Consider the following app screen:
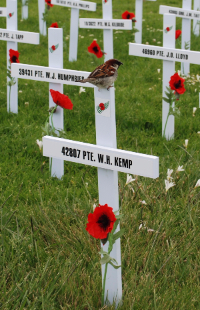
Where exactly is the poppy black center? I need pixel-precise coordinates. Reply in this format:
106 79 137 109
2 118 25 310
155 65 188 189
12 56 17 63
127 14 130 19
174 80 181 89
97 213 110 231
93 46 99 53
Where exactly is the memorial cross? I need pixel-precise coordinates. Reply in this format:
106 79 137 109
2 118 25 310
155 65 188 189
11 27 94 179
79 0 132 62
51 0 96 62
42 107 159 307
11 28 159 307
22 0 28 20
129 26 200 140
159 2 200 76
0 0 39 113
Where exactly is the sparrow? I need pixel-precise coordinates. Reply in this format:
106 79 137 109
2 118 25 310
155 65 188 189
77 59 123 90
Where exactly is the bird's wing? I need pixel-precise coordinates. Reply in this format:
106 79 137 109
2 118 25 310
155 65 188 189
88 63 116 79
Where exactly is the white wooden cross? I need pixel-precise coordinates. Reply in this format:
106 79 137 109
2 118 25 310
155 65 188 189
11 26 159 306
42 104 159 307
159 2 200 76
79 0 132 62
11 27 94 178
0 0 39 113
22 0 28 20
129 39 200 140
51 0 96 62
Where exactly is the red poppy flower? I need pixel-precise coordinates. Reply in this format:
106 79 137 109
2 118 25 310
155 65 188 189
169 73 186 95
9 49 20 63
122 11 135 20
99 103 105 111
86 204 116 239
45 0 53 7
175 29 182 39
50 89 73 110
50 22 58 28
52 45 56 51
9 13 12 17
88 40 104 58
166 27 170 32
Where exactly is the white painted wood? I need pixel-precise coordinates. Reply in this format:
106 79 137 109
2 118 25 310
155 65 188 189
51 0 96 11
162 14 176 140
69 8 79 62
102 0 113 62
129 43 200 65
22 0 28 20
48 28 64 179
135 0 143 44
11 63 94 88
193 0 200 35
79 18 132 30
159 5 200 19
0 29 40 44
38 0 46 36
0 7 7 16
52 0 96 62
43 136 159 177
7 0 18 113
181 0 192 76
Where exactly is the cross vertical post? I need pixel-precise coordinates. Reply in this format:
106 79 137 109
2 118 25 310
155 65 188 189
135 0 143 44
69 8 79 61
162 14 176 140
193 0 200 35
38 0 46 36
95 87 122 306
22 0 28 20
102 0 113 61
96 1 122 305
181 0 192 75
48 27 64 179
7 0 18 113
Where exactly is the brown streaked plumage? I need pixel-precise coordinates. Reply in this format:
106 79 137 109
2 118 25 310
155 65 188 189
76 59 123 90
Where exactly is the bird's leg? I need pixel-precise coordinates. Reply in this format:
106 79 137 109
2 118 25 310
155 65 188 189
107 86 113 91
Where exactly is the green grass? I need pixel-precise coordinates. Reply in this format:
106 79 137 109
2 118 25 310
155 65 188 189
1 0 200 309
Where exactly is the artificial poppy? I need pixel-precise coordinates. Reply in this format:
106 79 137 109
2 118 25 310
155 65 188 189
9 13 12 17
175 29 182 39
88 40 104 58
45 0 53 8
166 27 170 32
9 49 20 63
122 10 135 20
50 89 73 110
169 73 186 95
51 45 56 51
50 22 59 28
99 103 105 111
86 204 116 240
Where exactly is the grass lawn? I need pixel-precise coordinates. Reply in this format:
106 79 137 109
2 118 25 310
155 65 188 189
1 0 200 309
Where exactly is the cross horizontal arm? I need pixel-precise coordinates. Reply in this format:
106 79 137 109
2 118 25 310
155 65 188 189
159 5 200 20
0 29 39 44
51 0 96 11
79 18 132 30
11 63 95 88
129 43 200 65
43 136 159 179
0 7 7 17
